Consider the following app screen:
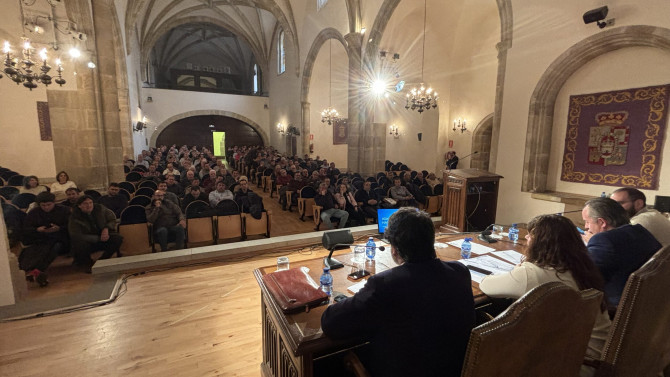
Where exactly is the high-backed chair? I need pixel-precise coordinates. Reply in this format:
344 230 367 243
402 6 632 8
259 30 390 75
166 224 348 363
129 195 151 207
0 186 20 201
7 174 25 186
461 282 603 377
215 199 243 242
297 186 317 221
420 184 441 214
184 200 215 247
135 187 155 198
138 180 158 190
118 181 136 194
11 193 36 211
243 210 272 238
118 188 132 201
125 171 142 183
117 205 152 256
584 244 670 377
83 189 102 202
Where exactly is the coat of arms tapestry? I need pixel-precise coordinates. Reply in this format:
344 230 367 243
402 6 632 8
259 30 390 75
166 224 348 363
560 84 670 189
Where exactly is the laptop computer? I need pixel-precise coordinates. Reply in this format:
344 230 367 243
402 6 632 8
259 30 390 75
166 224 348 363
377 208 399 242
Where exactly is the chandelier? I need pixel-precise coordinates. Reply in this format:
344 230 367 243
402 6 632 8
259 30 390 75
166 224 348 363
321 39 341 125
405 0 438 113
2 39 66 90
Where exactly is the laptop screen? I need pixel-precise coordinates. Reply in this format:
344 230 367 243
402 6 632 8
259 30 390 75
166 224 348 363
377 208 399 235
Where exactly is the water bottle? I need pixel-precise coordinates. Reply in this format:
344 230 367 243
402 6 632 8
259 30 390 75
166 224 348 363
320 267 333 296
365 237 376 261
508 223 519 243
461 237 472 259
601 191 607 198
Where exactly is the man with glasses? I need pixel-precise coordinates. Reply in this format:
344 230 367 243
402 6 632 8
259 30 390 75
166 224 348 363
610 187 670 246
145 189 186 252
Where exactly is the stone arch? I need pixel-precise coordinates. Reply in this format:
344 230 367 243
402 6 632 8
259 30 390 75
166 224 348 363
471 113 494 171
300 29 349 104
150 110 269 147
522 25 670 192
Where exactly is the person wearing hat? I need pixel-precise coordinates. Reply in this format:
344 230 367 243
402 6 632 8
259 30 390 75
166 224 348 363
69 195 123 273
20 192 71 286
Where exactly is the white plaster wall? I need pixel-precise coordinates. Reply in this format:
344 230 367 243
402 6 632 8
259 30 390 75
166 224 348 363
142 89 270 146
495 0 670 225
549 46 670 202
0 208 16 306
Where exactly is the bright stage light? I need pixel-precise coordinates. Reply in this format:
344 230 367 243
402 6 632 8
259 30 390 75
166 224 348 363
371 79 387 95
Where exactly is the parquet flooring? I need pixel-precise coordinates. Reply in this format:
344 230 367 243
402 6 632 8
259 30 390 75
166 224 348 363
0 183 361 377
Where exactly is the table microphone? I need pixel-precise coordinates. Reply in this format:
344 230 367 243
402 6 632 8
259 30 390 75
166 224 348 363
324 244 385 270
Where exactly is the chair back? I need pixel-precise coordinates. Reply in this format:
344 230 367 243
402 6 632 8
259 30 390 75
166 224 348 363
185 200 211 219
433 183 444 195
215 199 240 216
124 165 130 174
125 172 143 182
0 171 18 181
118 222 152 255
118 188 132 201
135 187 155 198
138 180 158 190
132 165 147 172
11 193 36 209
84 190 102 202
299 186 317 199
410 171 418 180
119 205 148 225
461 282 603 377
369 182 378 190
373 187 386 199
7 175 25 186
119 181 136 194
419 184 433 197
653 195 670 213
597 245 670 377
0 186 20 201
352 180 364 191
216 200 243 241
129 195 152 207
243 211 271 238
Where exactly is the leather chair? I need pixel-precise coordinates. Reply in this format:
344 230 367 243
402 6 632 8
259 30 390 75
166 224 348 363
584 244 670 377
461 282 603 377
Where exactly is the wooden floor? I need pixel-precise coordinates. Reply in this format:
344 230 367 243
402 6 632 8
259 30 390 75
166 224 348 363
0 184 354 377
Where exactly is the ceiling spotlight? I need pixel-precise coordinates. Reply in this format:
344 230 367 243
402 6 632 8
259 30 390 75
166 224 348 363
360 27 366 34
87 61 96 69
69 47 81 58
372 80 387 95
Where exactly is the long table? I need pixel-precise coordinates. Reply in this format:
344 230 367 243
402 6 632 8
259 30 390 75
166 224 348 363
253 233 527 377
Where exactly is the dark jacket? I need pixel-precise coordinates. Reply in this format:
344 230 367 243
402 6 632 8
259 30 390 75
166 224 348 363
181 192 208 212
22 204 71 245
321 259 475 377
69 204 117 243
145 199 185 229
314 191 336 211
355 189 379 208
587 224 661 308
98 194 128 218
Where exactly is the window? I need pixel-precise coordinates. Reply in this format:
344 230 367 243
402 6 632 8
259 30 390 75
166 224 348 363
253 64 259 94
317 0 328 11
277 30 285 74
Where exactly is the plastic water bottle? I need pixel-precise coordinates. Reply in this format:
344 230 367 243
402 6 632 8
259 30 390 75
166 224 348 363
320 267 333 296
461 237 472 259
365 237 376 261
601 191 607 198
508 223 519 243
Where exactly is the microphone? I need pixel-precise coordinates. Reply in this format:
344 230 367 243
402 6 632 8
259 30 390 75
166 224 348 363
324 244 386 270
459 151 479 160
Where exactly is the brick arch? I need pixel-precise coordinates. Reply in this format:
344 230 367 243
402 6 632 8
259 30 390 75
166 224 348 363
149 110 269 147
522 25 670 192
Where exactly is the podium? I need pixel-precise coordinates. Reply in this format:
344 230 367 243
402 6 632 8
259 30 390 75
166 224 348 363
440 169 503 232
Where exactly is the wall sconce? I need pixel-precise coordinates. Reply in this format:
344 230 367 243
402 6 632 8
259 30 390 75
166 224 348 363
453 118 467 133
389 124 399 139
277 123 285 135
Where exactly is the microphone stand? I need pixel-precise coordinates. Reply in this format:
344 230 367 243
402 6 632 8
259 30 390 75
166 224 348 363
324 243 351 270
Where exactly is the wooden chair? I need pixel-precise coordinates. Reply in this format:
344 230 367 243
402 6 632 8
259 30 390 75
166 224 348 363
461 282 603 377
419 184 441 214
243 210 272 238
297 186 317 221
117 205 152 256
184 200 215 247
215 199 243 242
312 205 341 231
262 169 273 192
584 244 670 377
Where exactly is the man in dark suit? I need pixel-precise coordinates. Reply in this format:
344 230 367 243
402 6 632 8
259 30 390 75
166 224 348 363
321 208 475 377
582 197 661 309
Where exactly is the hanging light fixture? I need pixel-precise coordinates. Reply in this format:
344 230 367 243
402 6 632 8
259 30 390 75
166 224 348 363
2 0 68 90
405 0 438 113
321 39 341 125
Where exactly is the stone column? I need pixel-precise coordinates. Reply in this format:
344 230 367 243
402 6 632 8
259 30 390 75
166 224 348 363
301 101 310 156
344 32 367 175
489 40 510 173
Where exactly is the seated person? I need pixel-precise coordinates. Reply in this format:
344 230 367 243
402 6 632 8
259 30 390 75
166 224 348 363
283 173 307 210
389 177 417 207
610 187 670 246
355 181 380 222
145 190 186 252
425 172 440 188
201 170 219 193
180 169 197 189
162 163 178 177
314 183 348 229
142 163 161 178
156 181 179 205
20 175 47 195
335 183 365 226
209 181 234 208
480 215 611 376
234 178 264 217
20 192 71 286
321 208 475 377
412 171 427 186
63 187 82 208
164 174 184 197
181 185 208 212
581 197 662 310
69 195 123 273
98 182 128 218
50 171 77 201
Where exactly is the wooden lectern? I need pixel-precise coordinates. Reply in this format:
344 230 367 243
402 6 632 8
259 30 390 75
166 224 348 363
440 169 503 233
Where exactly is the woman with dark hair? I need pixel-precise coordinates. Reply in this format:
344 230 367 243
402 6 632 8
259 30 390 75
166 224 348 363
479 215 610 377
50 171 77 201
335 183 366 226
20 175 47 195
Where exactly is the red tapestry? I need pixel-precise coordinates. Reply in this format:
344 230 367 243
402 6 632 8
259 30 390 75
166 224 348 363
333 118 348 145
37 101 52 141
561 84 670 189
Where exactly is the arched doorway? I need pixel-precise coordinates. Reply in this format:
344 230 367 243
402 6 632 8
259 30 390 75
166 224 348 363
155 115 264 157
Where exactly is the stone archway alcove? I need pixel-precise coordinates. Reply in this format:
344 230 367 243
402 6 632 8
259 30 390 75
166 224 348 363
522 25 670 193
472 113 494 170
150 110 269 148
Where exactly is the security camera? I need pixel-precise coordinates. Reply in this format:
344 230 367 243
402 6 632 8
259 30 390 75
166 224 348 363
583 6 609 28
